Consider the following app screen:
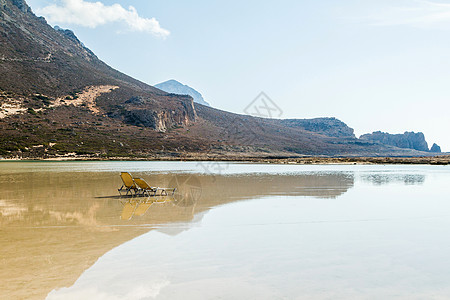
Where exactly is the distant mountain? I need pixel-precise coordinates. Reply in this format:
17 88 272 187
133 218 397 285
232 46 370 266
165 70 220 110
360 131 441 152
155 80 210 107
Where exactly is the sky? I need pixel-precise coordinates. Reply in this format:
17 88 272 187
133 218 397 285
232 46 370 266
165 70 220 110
26 0 450 151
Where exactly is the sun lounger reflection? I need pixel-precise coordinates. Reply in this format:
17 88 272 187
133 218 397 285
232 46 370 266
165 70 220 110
120 198 173 220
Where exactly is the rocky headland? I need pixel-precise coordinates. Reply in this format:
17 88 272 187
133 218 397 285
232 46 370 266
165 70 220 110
360 131 441 153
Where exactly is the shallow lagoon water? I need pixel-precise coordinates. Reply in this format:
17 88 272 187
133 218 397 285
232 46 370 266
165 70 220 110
1 162 450 299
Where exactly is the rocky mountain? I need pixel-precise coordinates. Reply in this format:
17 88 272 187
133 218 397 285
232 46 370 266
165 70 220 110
360 131 438 152
0 0 440 159
155 80 210 107
0 0 197 134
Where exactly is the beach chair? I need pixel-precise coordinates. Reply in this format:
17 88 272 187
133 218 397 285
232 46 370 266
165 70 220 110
118 172 140 196
133 177 176 197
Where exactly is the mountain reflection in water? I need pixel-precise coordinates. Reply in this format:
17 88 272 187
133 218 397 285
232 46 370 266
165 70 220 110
0 167 353 300
360 173 426 185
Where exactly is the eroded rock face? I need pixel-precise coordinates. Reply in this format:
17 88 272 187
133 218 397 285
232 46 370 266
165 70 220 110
279 118 356 138
430 143 442 153
117 94 197 132
360 131 429 152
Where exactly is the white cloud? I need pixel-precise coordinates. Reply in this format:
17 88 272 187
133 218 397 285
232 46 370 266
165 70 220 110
37 0 170 38
369 0 450 29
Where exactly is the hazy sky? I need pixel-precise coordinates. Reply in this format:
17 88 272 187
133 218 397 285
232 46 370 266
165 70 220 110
26 0 450 151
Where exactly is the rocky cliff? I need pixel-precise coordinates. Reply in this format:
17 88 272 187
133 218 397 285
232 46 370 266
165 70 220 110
360 131 430 152
108 93 197 132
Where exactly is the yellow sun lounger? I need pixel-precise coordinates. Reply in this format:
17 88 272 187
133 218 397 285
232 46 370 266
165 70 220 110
118 172 140 196
133 178 176 197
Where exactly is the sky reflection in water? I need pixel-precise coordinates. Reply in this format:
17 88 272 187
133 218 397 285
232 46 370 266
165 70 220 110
0 162 449 299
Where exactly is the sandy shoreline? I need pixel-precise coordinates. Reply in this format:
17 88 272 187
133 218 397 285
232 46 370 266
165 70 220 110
1 155 449 165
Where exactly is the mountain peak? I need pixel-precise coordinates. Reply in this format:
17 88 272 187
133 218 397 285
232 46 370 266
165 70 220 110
155 80 210 107
165 79 180 84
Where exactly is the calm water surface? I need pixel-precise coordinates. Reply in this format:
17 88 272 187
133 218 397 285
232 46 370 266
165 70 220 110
1 162 450 299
